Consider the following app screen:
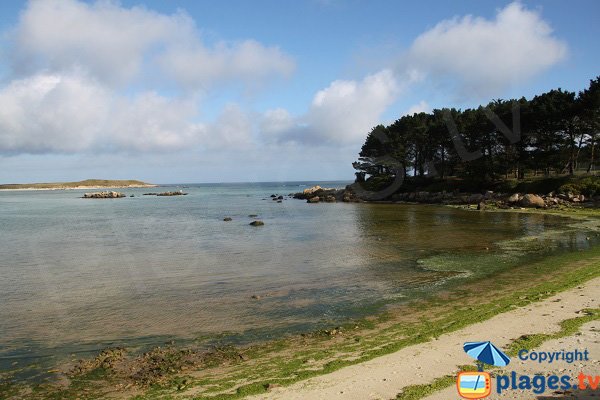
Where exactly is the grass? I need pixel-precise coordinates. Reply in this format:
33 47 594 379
395 308 600 400
0 179 154 190
395 365 477 400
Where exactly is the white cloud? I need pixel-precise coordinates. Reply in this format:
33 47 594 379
262 69 399 145
405 100 430 115
0 72 205 154
159 40 295 90
206 104 255 149
408 2 567 96
11 0 294 89
0 0 569 159
260 108 295 136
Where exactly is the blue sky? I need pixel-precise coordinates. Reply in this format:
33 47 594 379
0 0 598 184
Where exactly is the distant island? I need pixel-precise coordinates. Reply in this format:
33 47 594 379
0 179 156 190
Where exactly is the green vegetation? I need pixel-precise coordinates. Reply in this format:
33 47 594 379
395 365 477 400
354 77 600 194
0 179 154 190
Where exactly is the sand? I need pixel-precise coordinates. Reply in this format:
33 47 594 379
248 277 600 400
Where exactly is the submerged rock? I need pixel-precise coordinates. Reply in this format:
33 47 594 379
249 220 265 226
156 190 187 196
223 217 232 221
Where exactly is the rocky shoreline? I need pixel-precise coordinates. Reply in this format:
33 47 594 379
293 183 597 209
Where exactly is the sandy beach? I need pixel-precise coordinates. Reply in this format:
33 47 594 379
249 277 600 400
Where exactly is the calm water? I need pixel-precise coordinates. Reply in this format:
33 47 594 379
0 182 596 377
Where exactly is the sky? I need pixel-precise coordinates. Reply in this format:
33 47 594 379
0 0 598 184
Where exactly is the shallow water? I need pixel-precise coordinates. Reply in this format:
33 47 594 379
0 182 596 377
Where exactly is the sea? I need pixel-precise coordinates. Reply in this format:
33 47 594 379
0 181 597 380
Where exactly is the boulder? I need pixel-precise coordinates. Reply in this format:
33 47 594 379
223 217 232 221
484 190 494 199
307 196 320 203
507 193 521 203
277 195 284 200
477 201 486 210
325 195 336 203
303 186 321 195
468 193 484 203
249 220 265 226
520 194 545 208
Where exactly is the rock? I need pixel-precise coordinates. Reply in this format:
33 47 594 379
325 195 336 202
303 186 321 195
270 194 277 198
277 200 282 203
223 217 232 221
144 190 188 196
477 201 486 210
83 191 125 199
265 383 280 391
484 190 494 199
307 196 320 203
468 193 484 203
507 193 521 203
520 194 545 208
277 195 283 200
129 194 134 197
578 194 585 202
249 220 265 226
251 295 261 300
248 214 258 218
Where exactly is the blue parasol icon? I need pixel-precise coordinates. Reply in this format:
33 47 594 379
463 341 511 371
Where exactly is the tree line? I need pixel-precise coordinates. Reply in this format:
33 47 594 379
353 77 600 186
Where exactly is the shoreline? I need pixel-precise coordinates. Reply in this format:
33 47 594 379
251 278 600 400
0 184 157 191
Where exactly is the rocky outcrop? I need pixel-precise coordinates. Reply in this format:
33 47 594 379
303 186 322 196
83 191 125 198
292 183 594 209
144 190 188 196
